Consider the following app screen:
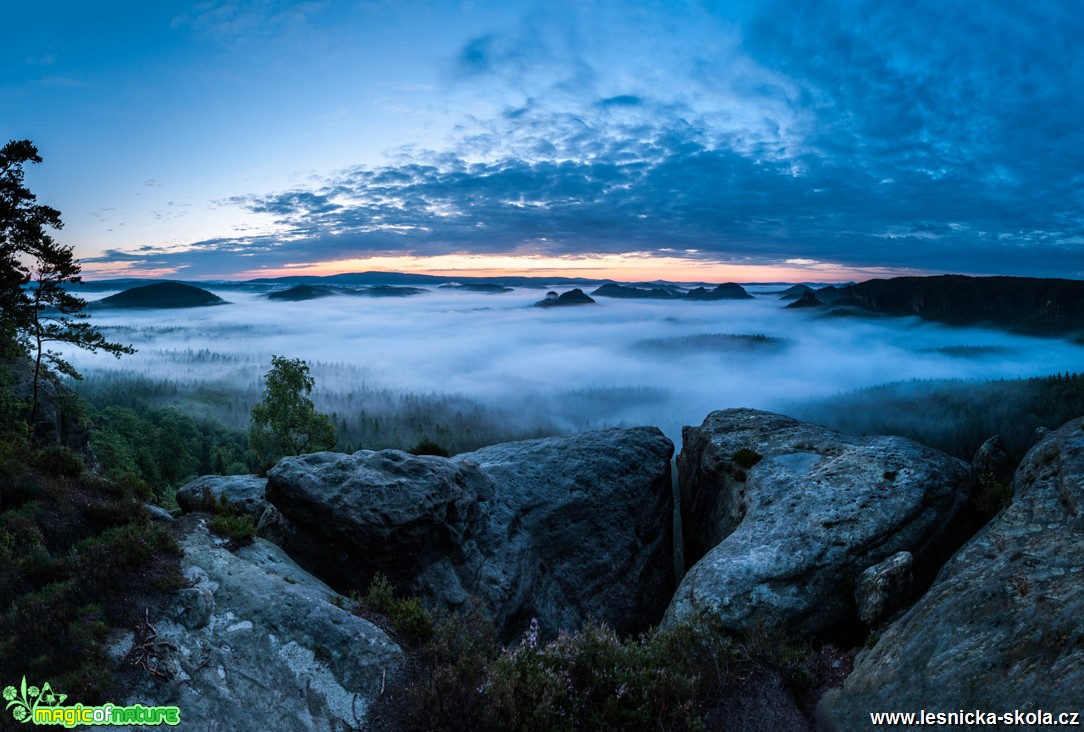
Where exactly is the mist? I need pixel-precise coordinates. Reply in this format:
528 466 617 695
61 285 1084 451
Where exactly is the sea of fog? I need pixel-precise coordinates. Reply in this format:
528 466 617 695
61 285 1084 449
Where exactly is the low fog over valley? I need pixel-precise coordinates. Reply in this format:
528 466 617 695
61 281 1084 456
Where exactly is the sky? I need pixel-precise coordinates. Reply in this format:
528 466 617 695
3 0 1082 282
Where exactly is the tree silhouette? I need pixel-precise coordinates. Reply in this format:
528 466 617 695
0 140 134 433
26 234 134 426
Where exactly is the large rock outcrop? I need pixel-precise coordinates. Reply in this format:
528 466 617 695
109 516 401 732
819 416 1084 729
266 450 497 613
460 427 676 638
666 409 971 638
266 427 675 639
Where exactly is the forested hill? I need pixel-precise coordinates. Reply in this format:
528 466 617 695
91 282 226 309
840 275 1084 335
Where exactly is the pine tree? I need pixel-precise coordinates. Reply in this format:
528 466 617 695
0 140 134 432
26 234 134 426
0 140 61 353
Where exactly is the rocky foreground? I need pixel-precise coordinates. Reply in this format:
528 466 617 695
111 409 1082 730
819 416 1084 729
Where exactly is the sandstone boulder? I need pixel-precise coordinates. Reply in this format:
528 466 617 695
459 426 675 637
266 427 675 639
972 434 1013 486
854 551 912 626
176 475 270 521
666 409 970 637
266 449 497 611
109 516 401 732
819 416 1084 729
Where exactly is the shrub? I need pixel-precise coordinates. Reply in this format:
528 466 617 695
410 440 450 457
972 471 1013 518
34 446 85 478
210 514 255 545
352 573 434 643
731 448 763 469
0 470 183 703
374 608 815 732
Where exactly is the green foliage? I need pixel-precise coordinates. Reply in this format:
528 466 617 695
972 471 1013 518
87 403 249 503
377 605 815 732
248 355 337 472
352 573 434 642
0 140 133 436
197 493 257 546
0 364 30 470
794 372 1084 466
73 367 559 458
732 448 763 469
359 572 395 612
0 461 183 702
209 514 256 545
409 439 451 457
0 140 63 334
33 446 85 478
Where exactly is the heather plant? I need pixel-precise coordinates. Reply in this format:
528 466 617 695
372 606 816 732
352 573 434 643
477 619 712 731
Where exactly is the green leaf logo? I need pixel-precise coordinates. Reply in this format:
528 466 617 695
5 677 65 724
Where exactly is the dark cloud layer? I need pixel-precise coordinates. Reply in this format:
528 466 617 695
94 1 1084 279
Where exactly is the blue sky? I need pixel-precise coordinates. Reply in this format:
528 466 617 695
3 1 1082 281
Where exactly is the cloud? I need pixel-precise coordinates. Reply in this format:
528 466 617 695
598 95 642 107
94 0 1084 279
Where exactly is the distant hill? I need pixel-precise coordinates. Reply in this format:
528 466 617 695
267 284 428 298
91 282 227 309
776 284 813 300
814 285 847 303
267 285 338 301
593 283 757 300
839 275 1084 335
353 285 427 297
685 283 754 300
785 291 824 309
535 289 596 307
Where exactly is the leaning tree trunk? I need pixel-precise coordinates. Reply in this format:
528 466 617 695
30 329 44 434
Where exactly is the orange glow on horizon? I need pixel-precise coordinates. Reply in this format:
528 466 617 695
81 251 928 284
223 253 923 284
